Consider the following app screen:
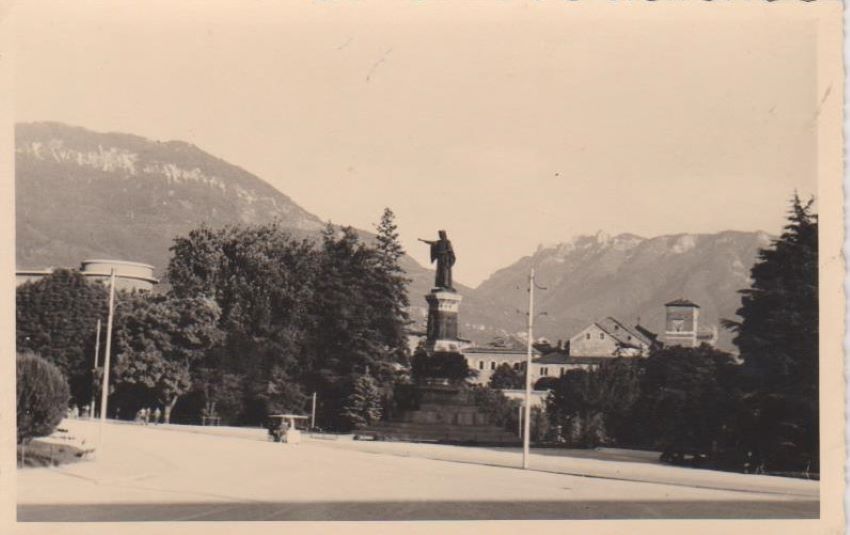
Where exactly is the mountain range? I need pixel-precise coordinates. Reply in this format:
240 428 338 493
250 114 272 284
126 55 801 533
16 122 771 352
457 231 772 352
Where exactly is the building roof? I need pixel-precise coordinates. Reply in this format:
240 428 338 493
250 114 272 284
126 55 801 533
595 317 651 349
665 298 700 308
82 259 157 270
464 346 541 356
633 324 659 343
532 352 633 366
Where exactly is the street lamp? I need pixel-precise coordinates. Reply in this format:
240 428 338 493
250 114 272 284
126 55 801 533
97 269 117 456
523 268 546 470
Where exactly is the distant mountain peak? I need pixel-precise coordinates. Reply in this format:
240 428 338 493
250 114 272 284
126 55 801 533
463 229 773 352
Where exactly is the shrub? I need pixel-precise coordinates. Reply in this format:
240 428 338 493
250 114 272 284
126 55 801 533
17 352 70 444
488 363 524 389
411 350 475 383
470 384 520 433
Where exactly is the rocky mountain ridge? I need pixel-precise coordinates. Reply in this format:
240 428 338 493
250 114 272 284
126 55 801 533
458 230 772 352
16 122 769 353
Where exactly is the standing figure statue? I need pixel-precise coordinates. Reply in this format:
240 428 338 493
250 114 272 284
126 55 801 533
419 230 456 291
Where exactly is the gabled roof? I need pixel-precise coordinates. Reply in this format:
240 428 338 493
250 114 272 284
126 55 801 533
633 324 658 343
665 298 700 308
596 317 651 348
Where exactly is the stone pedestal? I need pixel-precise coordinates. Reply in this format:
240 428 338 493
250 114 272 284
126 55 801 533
425 289 462 352
359 382 520 445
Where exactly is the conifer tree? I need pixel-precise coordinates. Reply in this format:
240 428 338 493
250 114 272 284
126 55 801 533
372 208 412 364
725 194 819 472
341 374 383 429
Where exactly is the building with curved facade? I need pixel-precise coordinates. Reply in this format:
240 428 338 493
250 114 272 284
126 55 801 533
16 258 159 292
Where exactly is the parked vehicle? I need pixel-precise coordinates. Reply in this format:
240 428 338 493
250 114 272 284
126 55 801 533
266 414 309 444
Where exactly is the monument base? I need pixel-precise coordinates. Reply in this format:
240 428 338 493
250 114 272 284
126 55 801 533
425 289 463 353
358 383 520 445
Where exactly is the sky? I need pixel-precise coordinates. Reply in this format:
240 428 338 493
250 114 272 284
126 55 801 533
11 1 819 287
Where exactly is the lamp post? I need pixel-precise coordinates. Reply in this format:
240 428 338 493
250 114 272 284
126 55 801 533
90 319 101 419
97 269 117 456
522 268 535 469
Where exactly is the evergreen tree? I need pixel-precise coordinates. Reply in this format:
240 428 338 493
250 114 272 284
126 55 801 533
724 194 819 472
372 208 412 364
728 195 818 393
341 374 383 429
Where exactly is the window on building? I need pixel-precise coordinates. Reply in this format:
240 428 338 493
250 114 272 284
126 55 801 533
586 333 591 340
540 367 548 376
599 333 604 339
560 367 566 376
490 361 496 370
478 361 484 370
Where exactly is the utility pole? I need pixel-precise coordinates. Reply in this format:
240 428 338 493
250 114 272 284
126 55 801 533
98 270 117 456
311 392 317 430
517 404 523 438
90 319 101 419
523 268 535 469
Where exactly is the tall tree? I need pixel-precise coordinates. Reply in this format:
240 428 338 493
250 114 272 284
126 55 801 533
724 194 819 472
16 269 108 406
372 208 412 365
167 223 318 424
305 225 390 429
112 294 223 423
728 195 819 392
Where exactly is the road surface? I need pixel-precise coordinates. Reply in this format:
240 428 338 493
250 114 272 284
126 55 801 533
17 420 819 521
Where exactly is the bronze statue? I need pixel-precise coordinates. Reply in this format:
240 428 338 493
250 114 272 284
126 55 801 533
419 230 456 291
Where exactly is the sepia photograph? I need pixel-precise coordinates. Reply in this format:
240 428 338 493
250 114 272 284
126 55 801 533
0 1 844 533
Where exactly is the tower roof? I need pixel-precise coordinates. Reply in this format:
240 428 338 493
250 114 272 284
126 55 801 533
665 298 700 308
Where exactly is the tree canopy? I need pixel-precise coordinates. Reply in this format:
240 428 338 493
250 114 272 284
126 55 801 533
165 212 411 428
16 269 108 406
112 294 223 422
488 363 524 390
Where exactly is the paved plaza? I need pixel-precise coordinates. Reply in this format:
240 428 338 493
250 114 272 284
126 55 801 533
17 420 819 521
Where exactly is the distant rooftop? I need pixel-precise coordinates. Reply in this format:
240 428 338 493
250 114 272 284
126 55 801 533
665 298 700 308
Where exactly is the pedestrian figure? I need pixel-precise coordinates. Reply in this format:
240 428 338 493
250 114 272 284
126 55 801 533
154 407 162 425
143 407 150 425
